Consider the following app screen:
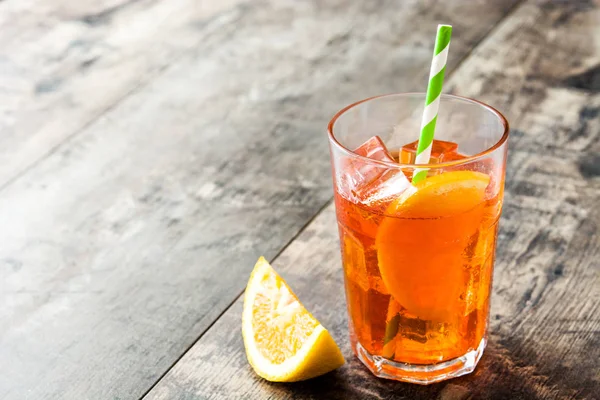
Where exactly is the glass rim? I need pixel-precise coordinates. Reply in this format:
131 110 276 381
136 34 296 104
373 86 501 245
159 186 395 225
327 92 510 169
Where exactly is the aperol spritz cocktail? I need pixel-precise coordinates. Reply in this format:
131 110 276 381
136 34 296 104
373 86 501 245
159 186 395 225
328 94 508 384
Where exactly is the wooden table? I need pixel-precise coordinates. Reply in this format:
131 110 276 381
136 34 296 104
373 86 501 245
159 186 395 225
1 0 598 399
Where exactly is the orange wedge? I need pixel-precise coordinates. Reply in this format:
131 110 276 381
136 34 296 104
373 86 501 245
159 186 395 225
242 257 345 382
390 170 490 218
376 171 490 321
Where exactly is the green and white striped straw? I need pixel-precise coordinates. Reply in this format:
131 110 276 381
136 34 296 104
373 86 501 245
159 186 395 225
412 24 452 183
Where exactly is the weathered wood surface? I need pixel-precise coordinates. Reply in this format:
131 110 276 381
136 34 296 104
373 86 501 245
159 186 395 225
0 0 523 399
0 0 246 189
145 1 600 399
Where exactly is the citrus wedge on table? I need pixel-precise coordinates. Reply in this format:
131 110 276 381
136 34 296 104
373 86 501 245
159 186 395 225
376 171 491 321
242 257 345 382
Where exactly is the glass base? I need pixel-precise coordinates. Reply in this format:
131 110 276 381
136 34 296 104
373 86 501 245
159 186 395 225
354 337 486 385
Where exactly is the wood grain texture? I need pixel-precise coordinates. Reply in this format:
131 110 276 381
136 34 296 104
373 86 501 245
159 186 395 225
0 0 246 189
144 1 600 399
0 0 522 399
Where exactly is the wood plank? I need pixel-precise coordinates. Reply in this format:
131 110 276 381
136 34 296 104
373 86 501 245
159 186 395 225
0 0 246 189
143 1 600 398
0 1 522 399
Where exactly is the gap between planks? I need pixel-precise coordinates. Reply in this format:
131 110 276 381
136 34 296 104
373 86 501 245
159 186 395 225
0 0 249 196
136 197 334 400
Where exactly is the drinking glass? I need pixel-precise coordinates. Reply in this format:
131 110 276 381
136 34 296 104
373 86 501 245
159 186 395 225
328 93 509 384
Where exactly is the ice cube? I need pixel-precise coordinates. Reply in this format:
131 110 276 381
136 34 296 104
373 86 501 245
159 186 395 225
339 136 410 205
340 226 369 292
355 170 411 204
354 136 396 161
347 136 395 187
399 139 460 164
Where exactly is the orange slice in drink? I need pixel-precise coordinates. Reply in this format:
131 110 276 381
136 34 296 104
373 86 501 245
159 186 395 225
242 257 345 382
376 171 490 321
390 170 490 218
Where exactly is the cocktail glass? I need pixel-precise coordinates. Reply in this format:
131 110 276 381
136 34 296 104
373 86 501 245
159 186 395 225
328 93 509 384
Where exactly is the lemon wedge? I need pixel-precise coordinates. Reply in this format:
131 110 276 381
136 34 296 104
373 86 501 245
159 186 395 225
242 257 345 382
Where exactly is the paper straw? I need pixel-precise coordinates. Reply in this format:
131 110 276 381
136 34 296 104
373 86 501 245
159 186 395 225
382 300 402 359
412 24 452 183
382 25 454 360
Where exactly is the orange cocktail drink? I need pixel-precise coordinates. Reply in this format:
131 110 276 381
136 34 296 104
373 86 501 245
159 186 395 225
328 94 509 384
